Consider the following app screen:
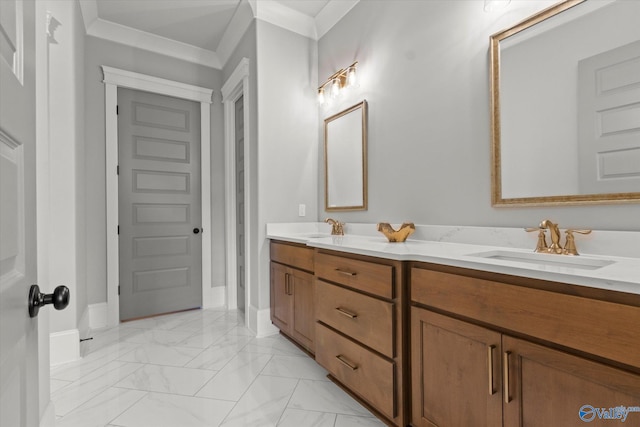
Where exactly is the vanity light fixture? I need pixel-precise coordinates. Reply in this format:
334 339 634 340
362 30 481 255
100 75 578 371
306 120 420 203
484 0 511 12
318 61 358 104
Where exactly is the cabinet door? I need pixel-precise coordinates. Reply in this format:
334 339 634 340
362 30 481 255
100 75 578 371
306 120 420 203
291 269 315 352
270 262 292 333
503 335 640 427
411 309 503 427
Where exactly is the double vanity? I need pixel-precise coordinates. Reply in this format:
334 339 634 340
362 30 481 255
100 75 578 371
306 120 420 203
267 222 640 427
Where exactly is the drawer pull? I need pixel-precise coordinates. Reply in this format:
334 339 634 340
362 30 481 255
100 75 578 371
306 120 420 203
487 345 495 395
335 269 357 277
335 354 358 371
335 307 358 319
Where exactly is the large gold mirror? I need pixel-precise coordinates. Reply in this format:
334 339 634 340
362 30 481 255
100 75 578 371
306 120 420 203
490 0 640 206
324 100 368 211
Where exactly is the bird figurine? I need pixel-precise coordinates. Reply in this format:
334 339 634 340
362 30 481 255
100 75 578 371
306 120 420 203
377 222 415 242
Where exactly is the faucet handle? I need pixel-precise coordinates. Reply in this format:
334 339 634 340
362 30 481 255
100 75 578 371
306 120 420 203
525 227 548 253
563 229 592 256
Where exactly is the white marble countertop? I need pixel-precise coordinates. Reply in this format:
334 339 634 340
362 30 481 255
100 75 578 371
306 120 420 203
266 223 640 296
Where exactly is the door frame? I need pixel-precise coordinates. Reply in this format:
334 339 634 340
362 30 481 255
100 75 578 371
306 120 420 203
102 66 213 327
222 58 251 322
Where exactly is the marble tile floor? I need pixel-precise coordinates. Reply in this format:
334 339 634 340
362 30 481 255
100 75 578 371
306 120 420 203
51 307 385 427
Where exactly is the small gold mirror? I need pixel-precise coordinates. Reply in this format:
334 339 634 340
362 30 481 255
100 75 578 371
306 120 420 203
324 100 368 211
490 0 640 206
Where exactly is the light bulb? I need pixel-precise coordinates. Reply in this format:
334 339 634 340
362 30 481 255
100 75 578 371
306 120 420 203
330 78 341 98
317 87 325 104
346 66 357 88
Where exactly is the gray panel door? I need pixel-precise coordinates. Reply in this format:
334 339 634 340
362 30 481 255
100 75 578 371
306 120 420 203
235 95 245 312
578 40 640 194
0 0 40 425
118 88 202 321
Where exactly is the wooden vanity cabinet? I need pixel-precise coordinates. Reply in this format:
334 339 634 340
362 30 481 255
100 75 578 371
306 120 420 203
314 250 408 427
410 264 640 427
270 241 315 353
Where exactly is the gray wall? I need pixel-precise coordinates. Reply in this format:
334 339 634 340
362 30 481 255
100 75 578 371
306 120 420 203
317 0 640 231
256 21 318 311
84 36 225 304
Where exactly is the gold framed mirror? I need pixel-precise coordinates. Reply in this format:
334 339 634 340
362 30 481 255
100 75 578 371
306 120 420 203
324 100 368 211
490 0 640 207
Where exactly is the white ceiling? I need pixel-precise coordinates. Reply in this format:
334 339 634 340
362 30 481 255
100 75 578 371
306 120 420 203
80 0 349 69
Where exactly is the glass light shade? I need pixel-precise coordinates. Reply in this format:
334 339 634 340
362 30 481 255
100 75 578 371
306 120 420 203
346 66 357 87
330 78 341 98
317 87 325 104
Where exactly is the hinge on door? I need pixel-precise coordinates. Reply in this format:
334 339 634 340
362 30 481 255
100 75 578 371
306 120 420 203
116 165 119 175
118 286 120 296
116 105 119 115
117 225 120 235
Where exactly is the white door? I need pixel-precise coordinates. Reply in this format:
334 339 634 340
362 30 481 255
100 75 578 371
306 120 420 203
0 0 40 426
578 40 640 194
235 95 245 312
118 88 202 321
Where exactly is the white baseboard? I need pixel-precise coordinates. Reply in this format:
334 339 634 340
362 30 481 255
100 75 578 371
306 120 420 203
210 286 226 308
249 305 279 338
78 306 90 337
39 400 56 427
49 329 80 367
88 302 108 330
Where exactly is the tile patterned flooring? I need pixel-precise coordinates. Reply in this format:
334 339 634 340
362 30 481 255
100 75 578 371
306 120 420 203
51 308 385 427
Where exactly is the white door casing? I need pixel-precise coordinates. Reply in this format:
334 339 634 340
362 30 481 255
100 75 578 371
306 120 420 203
222 58 251 322
0 0 40 426
235 95 246 312
102 66 213 327
117 88 203 320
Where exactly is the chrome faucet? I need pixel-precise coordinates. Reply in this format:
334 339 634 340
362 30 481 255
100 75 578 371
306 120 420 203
325 218 344 236
526 219 591 255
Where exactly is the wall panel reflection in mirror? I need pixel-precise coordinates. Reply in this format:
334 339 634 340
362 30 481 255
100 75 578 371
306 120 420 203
491 0 640 206
324 100 368 211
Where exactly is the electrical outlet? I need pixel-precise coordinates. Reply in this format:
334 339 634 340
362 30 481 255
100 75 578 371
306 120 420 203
298 204 306 217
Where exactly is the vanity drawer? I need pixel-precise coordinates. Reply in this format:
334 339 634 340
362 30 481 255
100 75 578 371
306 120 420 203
315 323 395 420
316 280 394 358
315 252 394 299
411 266 640 369
270 241 314 272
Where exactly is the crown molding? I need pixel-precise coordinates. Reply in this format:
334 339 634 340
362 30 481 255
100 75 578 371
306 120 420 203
249 0 317 39
315 0 359 39
78 0 98 32
217 0 255 68
89 18 221 68
78 0 358 70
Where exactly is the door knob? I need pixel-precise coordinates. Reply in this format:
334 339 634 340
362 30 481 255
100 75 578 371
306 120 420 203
28 285 70 318
193 227 203 234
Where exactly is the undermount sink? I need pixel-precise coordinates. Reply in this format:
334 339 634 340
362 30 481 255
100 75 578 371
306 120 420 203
469 250 615 270
296 232 330 239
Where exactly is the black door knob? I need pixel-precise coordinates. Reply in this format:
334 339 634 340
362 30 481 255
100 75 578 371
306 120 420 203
28 285 70 318
193 228 202 234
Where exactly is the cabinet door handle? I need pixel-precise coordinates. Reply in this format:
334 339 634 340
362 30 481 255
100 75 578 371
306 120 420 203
335 307 358 319
503 351 511 403
285 273 291 295
335 354 358 371
487 345 495 395
335 269 357 277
